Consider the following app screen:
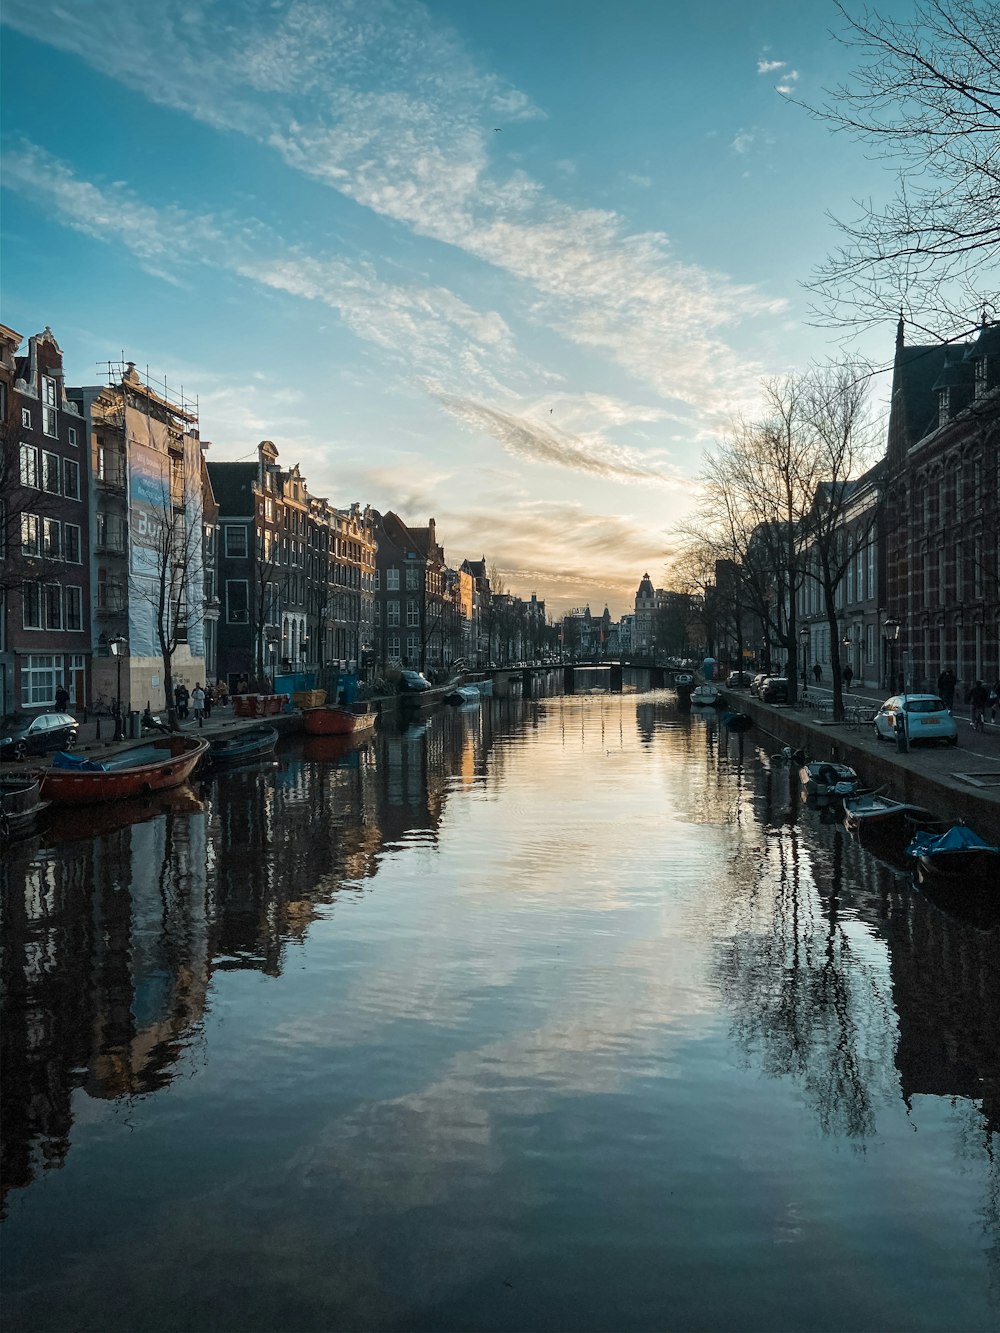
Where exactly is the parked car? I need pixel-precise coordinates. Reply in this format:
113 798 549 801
727 670 754 688
873 695 958 746
760 677 790 704
1 711 79 761
749 673 769 697
398 670 432 692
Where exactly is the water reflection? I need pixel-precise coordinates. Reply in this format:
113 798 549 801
2 693 998 1329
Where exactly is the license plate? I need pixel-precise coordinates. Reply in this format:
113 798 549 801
923 718 939 725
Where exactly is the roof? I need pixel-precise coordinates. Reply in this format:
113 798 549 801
205 461 258 515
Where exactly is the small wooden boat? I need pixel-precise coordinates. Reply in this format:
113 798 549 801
302 704 376 736
799 761 860 802
842 791 934 836
690 685 723 707
205 726 279 768
36 735 209 805
905 824 1000 882
0 775 49 839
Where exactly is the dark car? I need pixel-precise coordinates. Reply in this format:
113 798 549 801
1 711 79 761
399 670 432 692
727 670 753 688
760 677 790 704
749 673 769 696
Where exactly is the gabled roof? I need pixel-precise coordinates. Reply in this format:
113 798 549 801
206 460 257 515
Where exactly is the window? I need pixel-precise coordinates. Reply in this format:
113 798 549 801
224 525 248 558
45 583 63 630
406 565 420 590
374 601 381 625
387 635 400 660
23 586 42 629
42 518 62 560
19 444 40 488
43 407 58 438
64 586 83 631
21 513 40 557
43 451 61 493
63 458 80 500
406 599 420 627
21 654 62 706
407 634 420 661
96 513 126 551
387 599 400 626
386 567 400 590
64 524 82 564
21 407 31 429
226 579 249 623
43 376 57 408
68 426 78 448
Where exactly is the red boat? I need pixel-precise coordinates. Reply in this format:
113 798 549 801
36 735 210 805
302 704 376 736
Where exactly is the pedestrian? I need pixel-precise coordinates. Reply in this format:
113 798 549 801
176 683 190 719
191 683 206 728
842 664 853 692
216 678 229 707
55 684 70 711
203 684 213 720
812 663 822 685
936 667 957 711
992 679 1000 724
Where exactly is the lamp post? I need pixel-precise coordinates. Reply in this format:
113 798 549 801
883 617 906 750
110 635 128 741
883 617 900 692
799 625 810 693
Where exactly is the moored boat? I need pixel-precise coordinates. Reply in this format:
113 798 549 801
444 684 482 705
690 685 722 707
302 704 376 736
36 735 209 805
206 726 279 767
842 791 934 835
722 711 753 732
0 775 49 839
799 761 860 802
905 823 1000 882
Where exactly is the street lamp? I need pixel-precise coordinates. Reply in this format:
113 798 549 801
883 617 900 691
799 625 810 691
110 635 128 741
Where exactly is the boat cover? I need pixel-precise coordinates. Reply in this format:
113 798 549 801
906 824 1000 858
51 751 108 772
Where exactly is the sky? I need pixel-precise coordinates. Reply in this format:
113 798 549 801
0 0 912 617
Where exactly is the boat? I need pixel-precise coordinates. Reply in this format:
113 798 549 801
472 678 494 697
444 684 482 705
205 726 279 768
302 732 372 766
842 791 934 836
690 685 723 707
302 704 377 736
0 775 49 839
35 735 209 805
905 823 1000 882
799 761 860 800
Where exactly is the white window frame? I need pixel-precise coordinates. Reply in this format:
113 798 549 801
64 585 83 632
63 458 81 500
387 599 400 627
42 517 62 560
20 443 40 488
224 525 248 558
42 450 61 494
68 426 78 448
405 565 420 590
21 653 63 706
21 513 41 557
406 599 420 627
64 523 82 564
386 567 400 591
407 633 420 661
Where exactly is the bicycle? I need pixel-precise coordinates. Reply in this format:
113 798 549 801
972 707 986 734
89 692 115 716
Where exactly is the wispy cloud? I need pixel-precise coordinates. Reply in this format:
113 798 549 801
4 0 784 426
775 70 800 94
757 58 786 74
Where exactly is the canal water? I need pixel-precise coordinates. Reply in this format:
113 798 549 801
2 687 998 1332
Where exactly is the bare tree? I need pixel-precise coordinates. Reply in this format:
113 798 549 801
804 0 1000 335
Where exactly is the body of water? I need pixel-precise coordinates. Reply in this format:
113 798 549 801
2 689 998 1331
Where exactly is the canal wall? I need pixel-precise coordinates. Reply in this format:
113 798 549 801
732 693 1000 844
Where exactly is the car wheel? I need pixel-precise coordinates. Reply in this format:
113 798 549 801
13 740 28 761
947 735 958 746
873 723 883 742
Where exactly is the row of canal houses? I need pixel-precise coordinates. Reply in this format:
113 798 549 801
1 323 548 716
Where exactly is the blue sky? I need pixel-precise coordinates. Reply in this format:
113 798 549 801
1 0 909 616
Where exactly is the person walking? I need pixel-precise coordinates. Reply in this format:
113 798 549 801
991 678 1000 724
174 682 189 720
936 667 957 711
55 684 70 711
203 684 213 720
812 663 822 686
191 683 206 728
842 664 854 692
